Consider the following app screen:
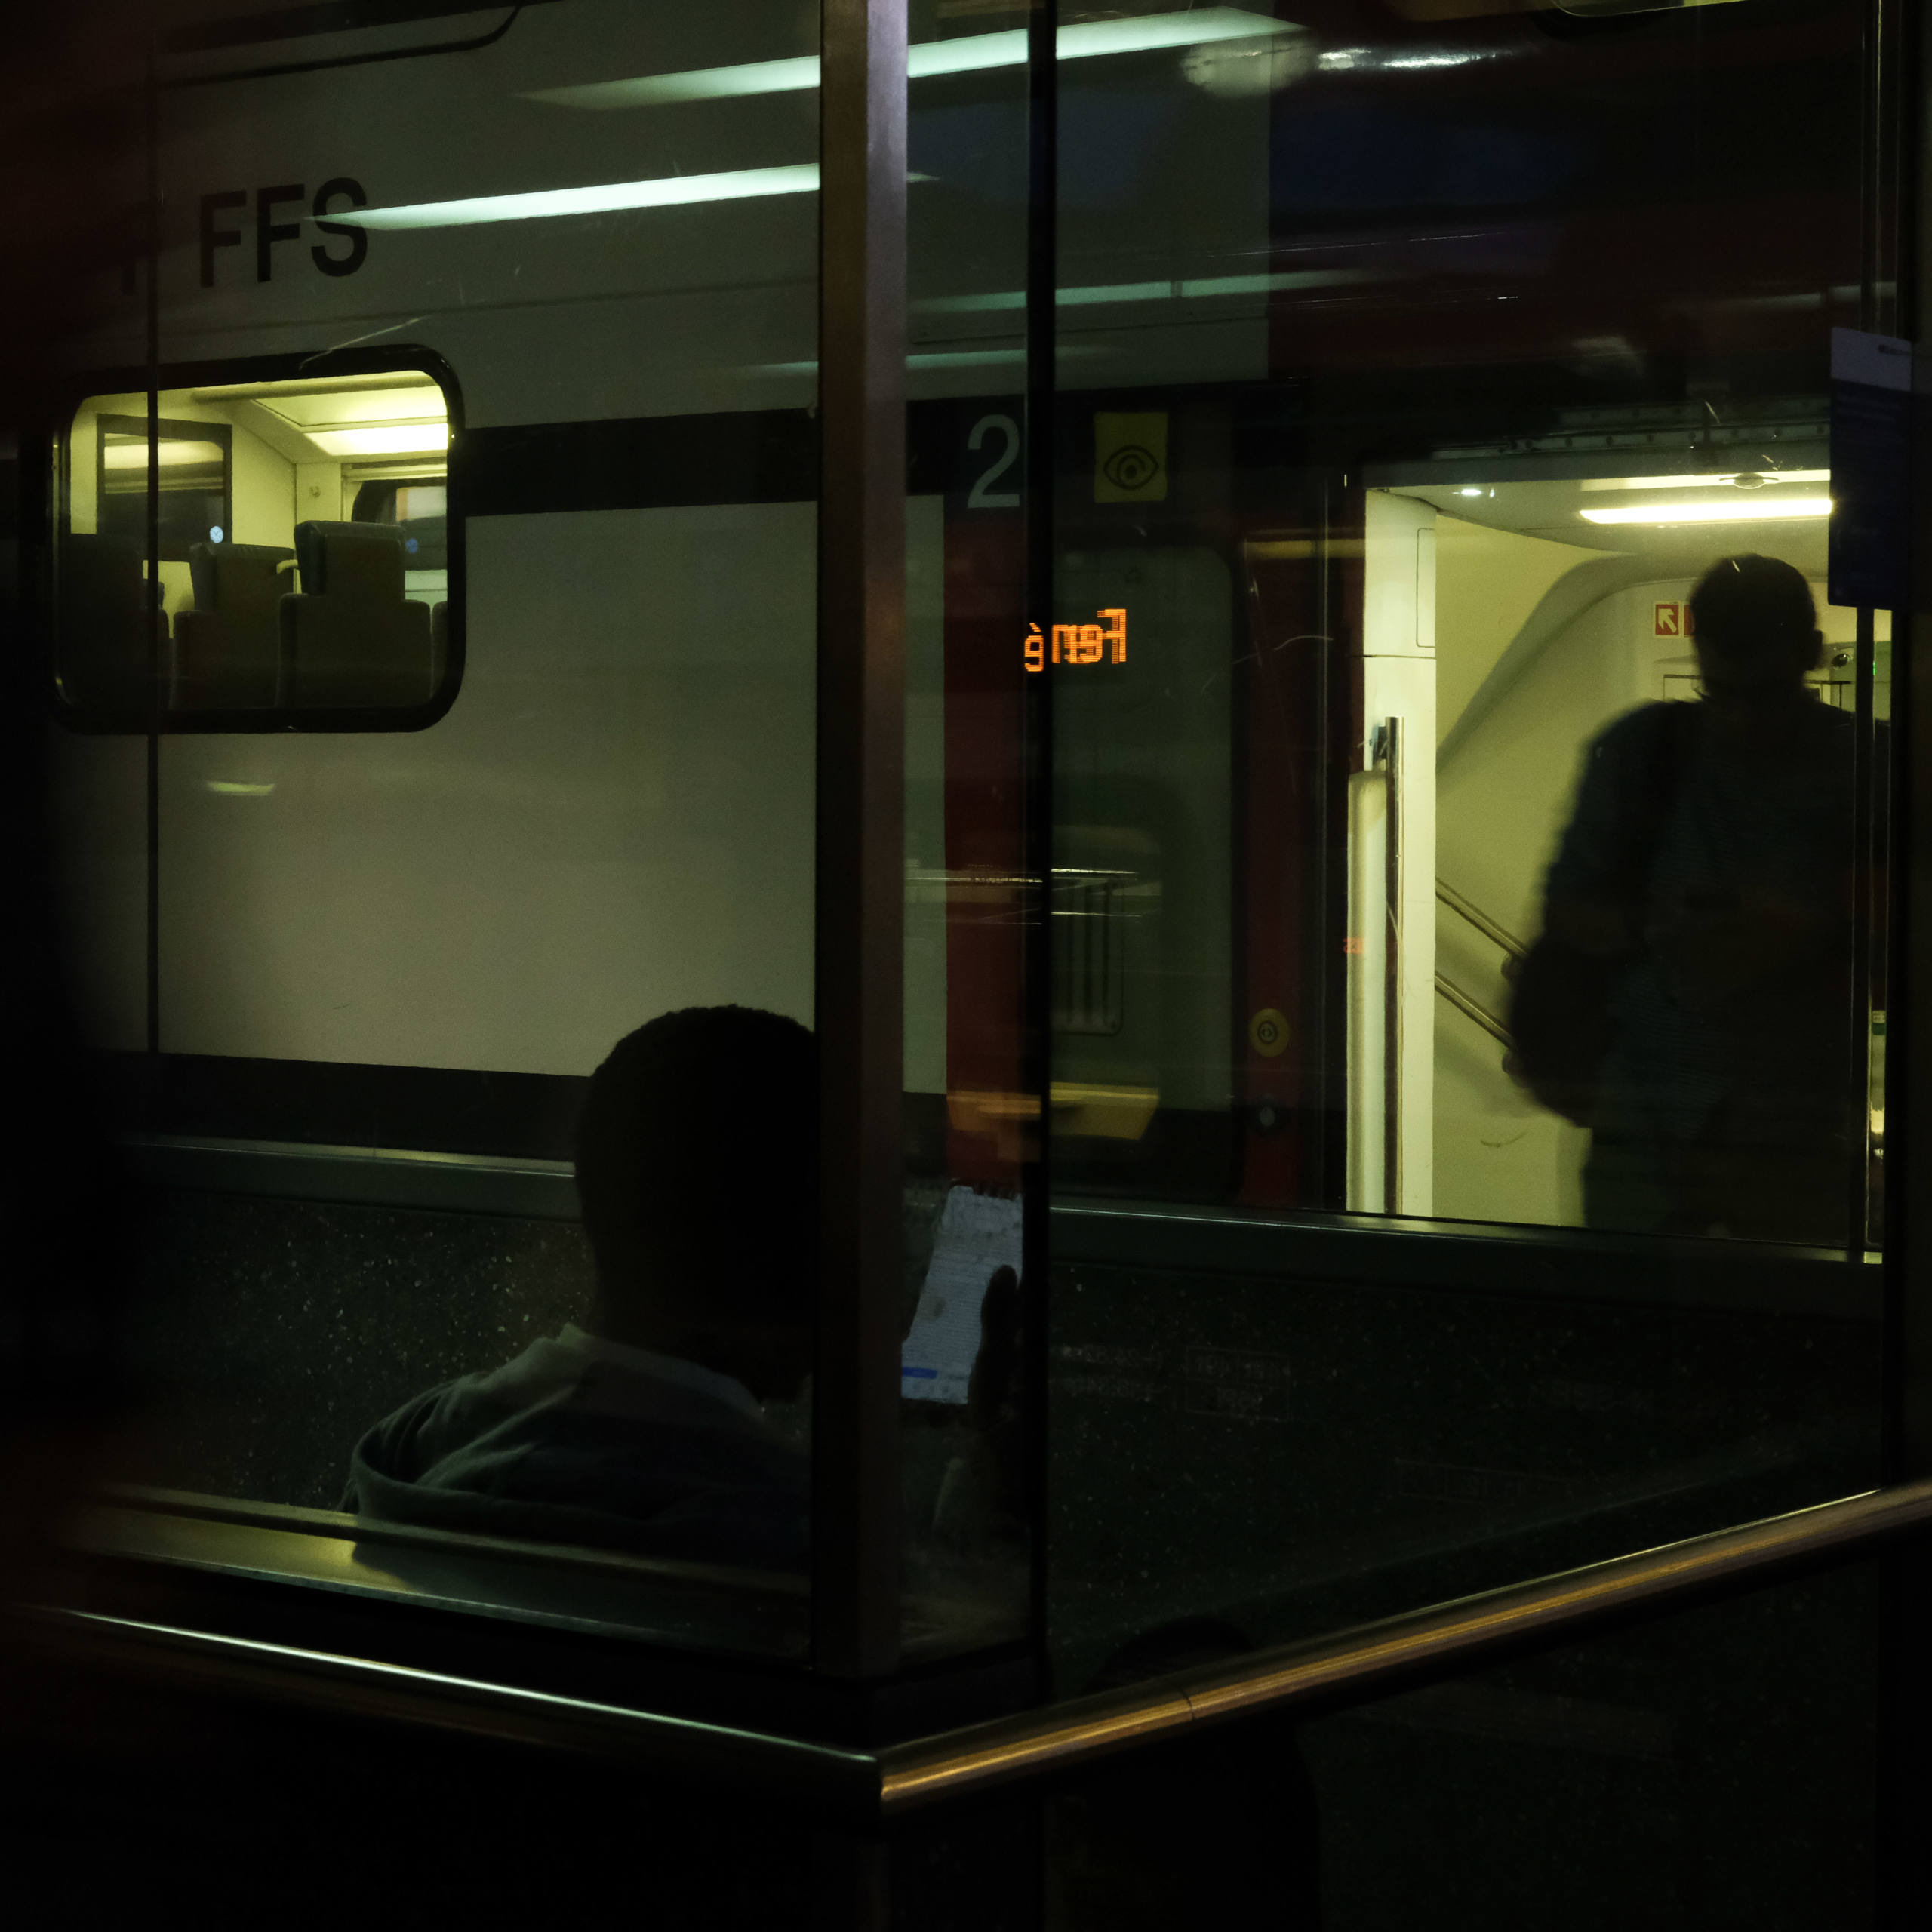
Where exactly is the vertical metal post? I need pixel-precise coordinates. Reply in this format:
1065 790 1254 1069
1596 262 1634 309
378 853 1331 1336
813 0 909 1680
1871 0 1926 1918
1847 603 1876 1260
144 28 162 1062
1021 0 1059 1668
1380 717 1403 1216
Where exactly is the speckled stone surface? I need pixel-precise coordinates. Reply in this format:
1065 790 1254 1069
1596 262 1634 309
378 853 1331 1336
125 1192 596 1509
1297 1562 1878 1930
120 1177 951 1518
1046 1261 1882 1689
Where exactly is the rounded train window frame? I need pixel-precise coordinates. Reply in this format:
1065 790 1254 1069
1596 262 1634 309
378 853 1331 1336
42 345 465 735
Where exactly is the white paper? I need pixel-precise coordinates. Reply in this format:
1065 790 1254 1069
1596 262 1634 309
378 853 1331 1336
900 1186 1023 1404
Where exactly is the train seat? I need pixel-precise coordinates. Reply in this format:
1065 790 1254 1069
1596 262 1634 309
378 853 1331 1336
55 533 169 715
281 519 435 708
171 540 293 709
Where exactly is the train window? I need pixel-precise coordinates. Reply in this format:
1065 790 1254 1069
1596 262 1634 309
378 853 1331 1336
53 367 460 727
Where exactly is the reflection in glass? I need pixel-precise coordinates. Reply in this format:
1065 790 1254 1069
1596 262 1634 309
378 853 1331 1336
900 5 1039 1654
1035 0 1884 1690
60 380 452 718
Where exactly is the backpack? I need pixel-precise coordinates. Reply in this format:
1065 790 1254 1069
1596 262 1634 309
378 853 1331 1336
1507 704 1693 1127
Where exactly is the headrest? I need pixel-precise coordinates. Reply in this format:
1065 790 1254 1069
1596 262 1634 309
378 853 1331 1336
63 531 143 579
188 540 294 616
294 521 408 601
60 533 157 614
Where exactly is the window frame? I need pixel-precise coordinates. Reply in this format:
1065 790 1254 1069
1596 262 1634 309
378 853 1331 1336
45 344 466 735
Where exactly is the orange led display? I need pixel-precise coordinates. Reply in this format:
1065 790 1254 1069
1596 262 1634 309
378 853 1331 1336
1024 606 1127 672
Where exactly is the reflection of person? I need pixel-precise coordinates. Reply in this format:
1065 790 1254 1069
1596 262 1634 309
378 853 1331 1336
342 1008 816 1567
931 1263 1025 1552
1530 555 1859 1243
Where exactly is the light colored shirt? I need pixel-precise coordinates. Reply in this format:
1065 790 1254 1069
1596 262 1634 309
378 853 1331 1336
552 1322 766 1426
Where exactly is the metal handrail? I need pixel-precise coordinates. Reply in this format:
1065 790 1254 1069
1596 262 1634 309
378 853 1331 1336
1435 971 1512 1048
26 1476 1932 1819
1438 879 1527 961
878 1476 1932 1809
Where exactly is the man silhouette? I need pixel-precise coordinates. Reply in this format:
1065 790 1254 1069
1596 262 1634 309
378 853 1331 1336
1530 555 1861 1244
343 1008 815 1567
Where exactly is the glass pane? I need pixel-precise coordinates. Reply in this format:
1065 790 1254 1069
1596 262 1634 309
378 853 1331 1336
57 0 831 1661
1044 1561 1876 1928
1036 0 1885 1684
1297 1563 1876 1927
900 11 1038 1655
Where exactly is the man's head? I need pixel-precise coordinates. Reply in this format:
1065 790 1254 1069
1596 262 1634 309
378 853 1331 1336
575 1007 817 1400
1687 554 1823 699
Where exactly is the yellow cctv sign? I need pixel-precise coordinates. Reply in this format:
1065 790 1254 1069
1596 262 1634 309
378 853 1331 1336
1094 411 1168 503
1248 1008 1291 1057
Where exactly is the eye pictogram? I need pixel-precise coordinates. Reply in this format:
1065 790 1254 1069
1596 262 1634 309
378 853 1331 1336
1101 443 1160 492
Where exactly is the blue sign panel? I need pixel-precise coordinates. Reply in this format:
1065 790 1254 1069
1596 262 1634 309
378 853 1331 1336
1828 327 1912 610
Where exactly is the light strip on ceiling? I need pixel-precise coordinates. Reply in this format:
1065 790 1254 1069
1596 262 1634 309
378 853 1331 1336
755 345 1101 375
1580 469 1831 491
524 9 1298 110
346 163 824 232
1580 497 1832 525
912 267 1376 315
101 439 223 469
190 373 433 403
308 423 451 458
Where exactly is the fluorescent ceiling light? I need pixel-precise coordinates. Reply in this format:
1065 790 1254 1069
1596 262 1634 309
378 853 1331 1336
524 9 1297 110
1580 469 1830 491
755 346 1097 375
191 373 431 402
912 267 1377 315
255 389 445 432
308 423 451 458
1580 497 1832 525
103 438 222 469
759 349 1028 376
346 163 823 232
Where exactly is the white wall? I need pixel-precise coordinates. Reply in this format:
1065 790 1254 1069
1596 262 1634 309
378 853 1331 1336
155 501 820 1075
1350 493 1437 1214
61 496 950 1095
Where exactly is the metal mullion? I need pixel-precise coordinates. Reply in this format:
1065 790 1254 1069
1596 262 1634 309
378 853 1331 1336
144 26 162 1063
1021 0 1059 1684
812 0 909 1680
1871 0 1924 1917
1847 608 1876 1263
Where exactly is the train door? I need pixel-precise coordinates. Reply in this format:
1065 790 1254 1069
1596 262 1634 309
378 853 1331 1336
947 394 1351 1213
1361 446 1873 1240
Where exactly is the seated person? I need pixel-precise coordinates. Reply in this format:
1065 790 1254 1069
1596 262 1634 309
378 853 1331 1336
341 1007 815 1569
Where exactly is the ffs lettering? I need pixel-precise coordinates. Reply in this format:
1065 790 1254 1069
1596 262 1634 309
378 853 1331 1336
200 179 369 287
